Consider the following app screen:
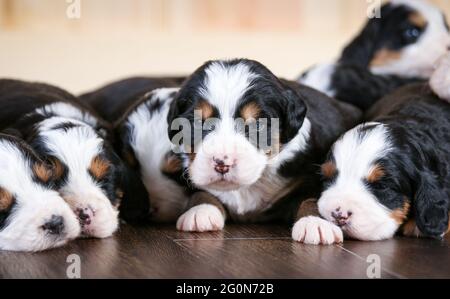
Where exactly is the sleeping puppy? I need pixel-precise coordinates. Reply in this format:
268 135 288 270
0 79 122 238
80 78 184 223
295 83 450 244
299 0 450 110
0 133 80 251
167 59 361 232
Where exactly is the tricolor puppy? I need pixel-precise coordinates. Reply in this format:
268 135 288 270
300 0 450 110
81 77 186 223
0 79 122 238
0 133 80 251
295 83 450 244
167 59 361 232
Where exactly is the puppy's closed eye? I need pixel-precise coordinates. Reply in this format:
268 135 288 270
33 162 53 184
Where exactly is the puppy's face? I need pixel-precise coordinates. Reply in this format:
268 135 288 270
31 103 121 238
0 135 80 252
168 60 307 192
318 123 410 241
344 0 450 78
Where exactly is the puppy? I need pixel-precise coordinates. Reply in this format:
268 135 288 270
81 78 185 223
300 0 450 110
167 59 362 232
430 51 450 101
0 133 80 252
295 83 450 244
0 79 122 238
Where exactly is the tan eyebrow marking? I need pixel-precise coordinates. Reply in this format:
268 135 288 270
240 102 261 121
409 11 427 28
367 164 385 183
0 187 14 211
89 155 110 180
33 162 52 183
196 100 214 120
321 161 337 178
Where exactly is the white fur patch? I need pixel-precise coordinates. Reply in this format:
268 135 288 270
0 139 80 252
126 87 188 222
371 0 450 78
292 216 343 245
298 63 336 97
318 123 400 241
176 204 225 232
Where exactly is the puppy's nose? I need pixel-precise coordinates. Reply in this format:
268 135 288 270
77 207 94 226
213 157 230 175
42 215 65 235
331 207 352 227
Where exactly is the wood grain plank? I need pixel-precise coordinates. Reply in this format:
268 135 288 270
340 235 450 279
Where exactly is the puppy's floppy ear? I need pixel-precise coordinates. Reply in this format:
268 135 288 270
167 96 190 142
280 87 307 144
413 169 449 238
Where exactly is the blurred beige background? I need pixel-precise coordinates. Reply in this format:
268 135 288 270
1 0 449 94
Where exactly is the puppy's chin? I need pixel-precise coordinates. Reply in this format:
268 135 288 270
203 180 242 192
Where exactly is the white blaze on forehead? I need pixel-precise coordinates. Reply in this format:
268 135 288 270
333 123 392 180
35 102 98 127
37 117 103 180
199 61 259 119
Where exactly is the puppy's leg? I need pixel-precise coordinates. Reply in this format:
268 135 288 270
176 192 226 232
292 198 343 245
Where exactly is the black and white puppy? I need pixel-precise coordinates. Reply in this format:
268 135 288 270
167 59 362 232
0 133 80 251
295 83 450 244
0 79 122 238
299 0 450 110
81 78 186 223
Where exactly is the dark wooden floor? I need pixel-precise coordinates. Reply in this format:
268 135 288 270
1 224 449 278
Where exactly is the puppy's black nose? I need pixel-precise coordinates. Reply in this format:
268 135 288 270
213 158 230 175
42 215 65 235
77 208 92 226
331 208 352 227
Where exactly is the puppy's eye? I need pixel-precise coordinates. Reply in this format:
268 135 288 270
402 26 422 44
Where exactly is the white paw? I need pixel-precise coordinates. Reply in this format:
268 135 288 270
176 204 225 232
430 52 450 102
292 216 343 245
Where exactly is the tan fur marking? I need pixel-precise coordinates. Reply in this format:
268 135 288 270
33 163 52 183
161 154 182 174
367 164 385 183
409 12 427 28
321 161 337 179
89 156 110 180
370 48 402 67
49 158 65 180
0 187 14 211
390 201 411 225
402 218 422 237
296 198 320 220
241 102 261 121
197 100 214 120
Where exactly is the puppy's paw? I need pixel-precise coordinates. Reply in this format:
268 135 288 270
176 204 225 232
430 52 450 102
292 216 343 245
